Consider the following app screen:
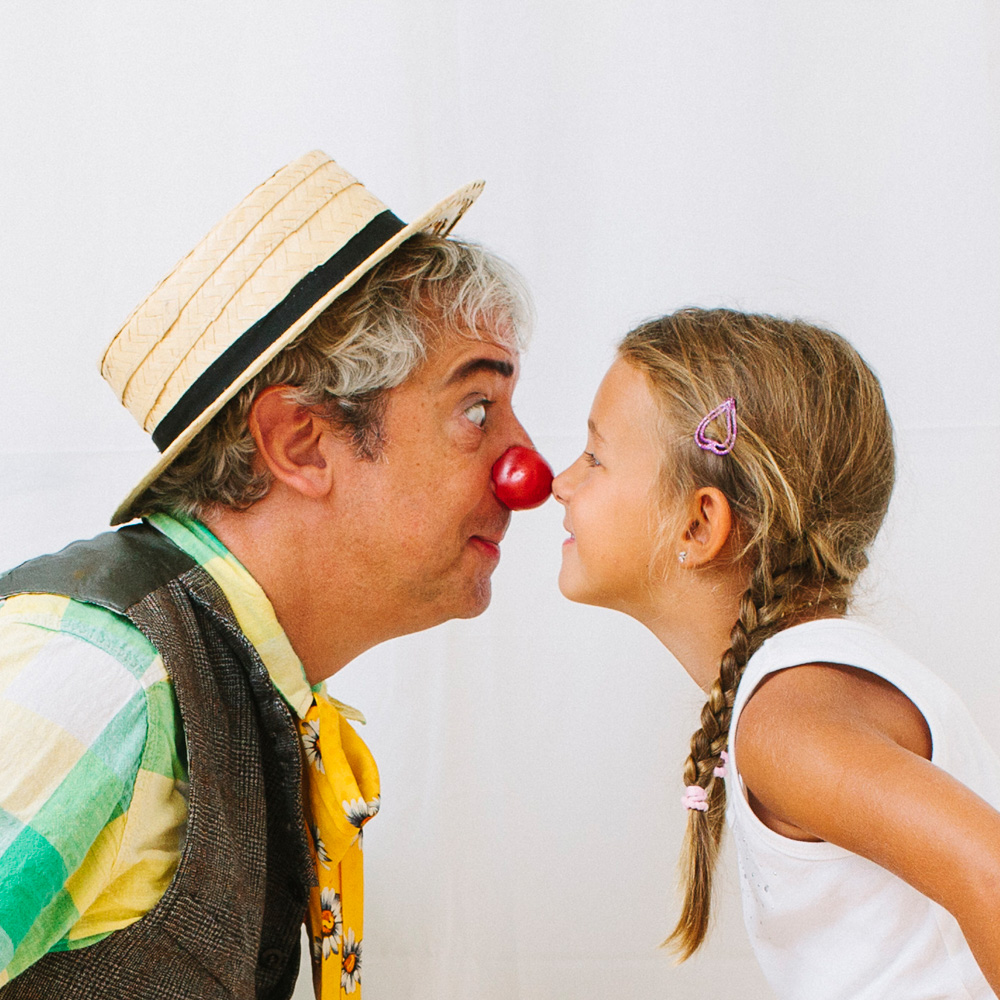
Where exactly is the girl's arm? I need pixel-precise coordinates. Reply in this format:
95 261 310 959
736 662 1000 994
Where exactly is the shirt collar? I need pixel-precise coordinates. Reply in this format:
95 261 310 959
144 512 365 723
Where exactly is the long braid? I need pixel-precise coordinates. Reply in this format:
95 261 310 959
668 556 771 956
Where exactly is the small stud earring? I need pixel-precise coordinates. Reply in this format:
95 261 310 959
678 551 688 564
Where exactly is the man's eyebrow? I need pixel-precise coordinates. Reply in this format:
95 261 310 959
446 358 516 385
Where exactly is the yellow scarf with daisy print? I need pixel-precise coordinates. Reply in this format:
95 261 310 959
301 691 380 999
144 516 380 1000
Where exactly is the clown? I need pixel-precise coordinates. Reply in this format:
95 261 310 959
0 151 550 999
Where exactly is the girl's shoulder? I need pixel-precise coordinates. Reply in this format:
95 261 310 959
733 617 956 730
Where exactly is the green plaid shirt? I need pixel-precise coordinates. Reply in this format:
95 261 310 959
0 514 318 985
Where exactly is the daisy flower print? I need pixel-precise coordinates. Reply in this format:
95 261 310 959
302 718 324 773
342 795 380 828
319 888 342 960
311 822 331 868
341 929 362 994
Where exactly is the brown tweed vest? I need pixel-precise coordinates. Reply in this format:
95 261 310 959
0 523 315 999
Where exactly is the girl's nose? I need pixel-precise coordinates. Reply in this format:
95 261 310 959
551 463 577 505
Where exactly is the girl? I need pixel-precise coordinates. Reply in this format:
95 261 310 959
552 308 1000 999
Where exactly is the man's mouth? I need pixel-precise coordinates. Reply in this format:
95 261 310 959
469 535 502 559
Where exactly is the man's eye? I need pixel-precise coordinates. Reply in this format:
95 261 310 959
465 401 488 428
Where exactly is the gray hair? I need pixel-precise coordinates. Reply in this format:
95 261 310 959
136 233 532 519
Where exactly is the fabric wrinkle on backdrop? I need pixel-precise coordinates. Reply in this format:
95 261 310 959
1 3 998 998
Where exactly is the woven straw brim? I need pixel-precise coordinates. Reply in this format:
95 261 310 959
108 177 483 525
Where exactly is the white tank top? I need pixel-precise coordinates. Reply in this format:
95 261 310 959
727 619 1000 1000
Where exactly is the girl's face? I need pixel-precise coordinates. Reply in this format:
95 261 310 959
553 359 668 614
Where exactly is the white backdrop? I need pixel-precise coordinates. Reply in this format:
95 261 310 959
2 3 998 998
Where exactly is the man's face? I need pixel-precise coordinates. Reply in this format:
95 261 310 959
331 324 531 633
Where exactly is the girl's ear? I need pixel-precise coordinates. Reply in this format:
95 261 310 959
679 487 734 567
248 386 336 499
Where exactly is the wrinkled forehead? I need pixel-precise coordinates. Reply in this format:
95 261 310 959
420 305 523 360
400 323 521 394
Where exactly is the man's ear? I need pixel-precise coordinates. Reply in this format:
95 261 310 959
248 386 335 499
678 487 734 567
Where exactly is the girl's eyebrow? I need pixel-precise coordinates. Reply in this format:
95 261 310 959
587 418 606 443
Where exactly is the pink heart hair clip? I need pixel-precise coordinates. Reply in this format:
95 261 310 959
694 397 737 456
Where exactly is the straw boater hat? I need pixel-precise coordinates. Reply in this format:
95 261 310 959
102 150 484 525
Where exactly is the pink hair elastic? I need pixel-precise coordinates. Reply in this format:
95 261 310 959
713 750 729 778
694 397 737 456
682 786 709 812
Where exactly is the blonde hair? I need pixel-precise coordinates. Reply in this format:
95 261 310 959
137 233 531 518
618 308 895 959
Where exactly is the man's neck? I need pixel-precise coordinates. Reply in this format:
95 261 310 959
203 492 394 685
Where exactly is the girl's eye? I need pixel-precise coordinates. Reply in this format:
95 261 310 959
465 401 488 428
584 451 601 468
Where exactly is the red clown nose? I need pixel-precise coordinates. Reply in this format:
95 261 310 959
491 446 554 510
